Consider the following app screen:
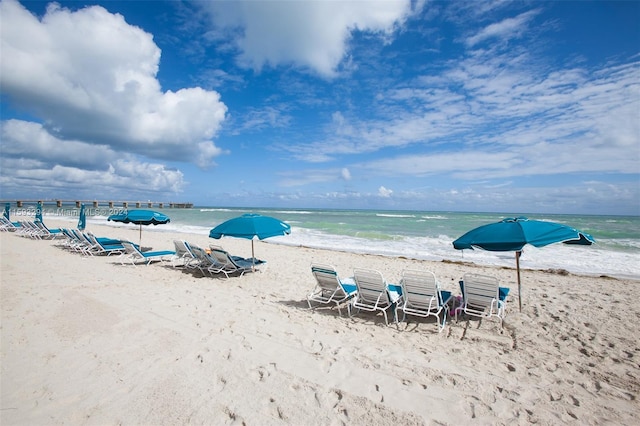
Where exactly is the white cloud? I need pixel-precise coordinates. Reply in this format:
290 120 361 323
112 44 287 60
282 47 640 181
0 120 185 198
378 186 393 197
233 106 293 134
0 0 227 167
199 0 413 77
0 157 185 199
464 10 540 47
341 168 352 181
278 167 356 188
0 120 118 169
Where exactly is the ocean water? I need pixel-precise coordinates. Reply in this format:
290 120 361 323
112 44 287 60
28 205 640 280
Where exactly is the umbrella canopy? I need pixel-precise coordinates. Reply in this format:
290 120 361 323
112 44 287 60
77 204 86 230
453 217 595 311
209 214 291 267
3 203 10 221
107 209 170 245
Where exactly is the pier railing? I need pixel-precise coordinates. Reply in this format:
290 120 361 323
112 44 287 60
0 200 193 209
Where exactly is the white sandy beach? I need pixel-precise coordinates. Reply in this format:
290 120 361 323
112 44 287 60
1 218 638 425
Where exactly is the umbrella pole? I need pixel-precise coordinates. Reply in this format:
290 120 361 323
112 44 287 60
139 224 142 246
251 240 255 271
516 251 522 312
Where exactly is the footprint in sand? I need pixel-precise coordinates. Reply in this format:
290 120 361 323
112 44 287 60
264 397 288 421
222 405 245 425
213 375 227 393
302 338 324 355
312 388 344 410
250 362 278 382
372 384 384 403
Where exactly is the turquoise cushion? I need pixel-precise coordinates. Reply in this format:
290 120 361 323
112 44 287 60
144 250 175 257
312 267 337 275
439 290 452 305
341 283 357 295
499 287 510 301
387 284 402 295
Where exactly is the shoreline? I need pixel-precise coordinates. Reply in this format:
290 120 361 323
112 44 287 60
2 218 639 424
29 214 640 281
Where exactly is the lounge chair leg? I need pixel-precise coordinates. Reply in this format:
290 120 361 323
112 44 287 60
439 310 447 332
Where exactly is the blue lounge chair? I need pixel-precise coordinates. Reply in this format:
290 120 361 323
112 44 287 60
119 241 176 266
307 263 357 316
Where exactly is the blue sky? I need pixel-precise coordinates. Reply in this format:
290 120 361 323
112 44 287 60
1 0 638 215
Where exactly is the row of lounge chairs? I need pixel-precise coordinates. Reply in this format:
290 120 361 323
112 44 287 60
48 230 260 274
307 264 509 332
55 228 178 265
172 240 266 278
56 228 130 256
5 219 64 240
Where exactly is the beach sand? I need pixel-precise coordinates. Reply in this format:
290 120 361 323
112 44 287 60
1 219 638 425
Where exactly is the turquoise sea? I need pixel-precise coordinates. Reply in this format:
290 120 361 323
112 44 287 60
21 204 640 280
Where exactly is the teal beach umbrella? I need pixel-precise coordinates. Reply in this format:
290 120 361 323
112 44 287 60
107 209 170 245
209 213 291 266
453 217 595 312
35 201 43 223
3 203 10 221
78 204 86 230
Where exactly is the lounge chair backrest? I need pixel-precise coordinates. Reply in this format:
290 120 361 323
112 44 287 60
121 241 141 256
208 247 254 276
209 248 234 267
462 273 500 308
311 264 345 295
190 245 207 262
353 268 390 305
72 229 86 243
401 269 439 310
174 240 187 255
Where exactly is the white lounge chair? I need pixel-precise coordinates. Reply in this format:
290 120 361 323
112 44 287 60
0 216 19 232
85 233 126 256
307 263 357 316
34 221 64 239
208 247 256 278
55 228 87 253
351 268 401 325
457 273 510 326
396 269 453 333
16 221 43 239
172 240 197 268
119 241 176 266
189 245 227 276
